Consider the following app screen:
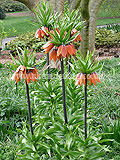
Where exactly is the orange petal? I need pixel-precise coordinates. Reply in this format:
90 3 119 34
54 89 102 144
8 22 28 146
50 30 55 39
66 44 76 56
91 73 96 85
45 43 54 54
62 45 67 58
35 29 41 38
88 75 92 86
41 41 51 49
57 45 63 57
94 73 101 84
41 29 46 36
44 27 49 36
25 74 31 84
32 68 40 79
80 74 85 86
75 73 81 85
15 73 20 83
31 72 36 82
49 49 57 62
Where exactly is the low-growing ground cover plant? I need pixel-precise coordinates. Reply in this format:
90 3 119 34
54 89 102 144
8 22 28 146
0 57 120 159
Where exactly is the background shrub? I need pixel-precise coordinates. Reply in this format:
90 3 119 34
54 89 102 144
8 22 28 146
7 31 44 54
0 7 6 20
0 0 28 12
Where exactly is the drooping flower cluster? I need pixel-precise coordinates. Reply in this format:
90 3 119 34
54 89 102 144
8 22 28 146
75 72 101 86
35 27 49 39
12 65 40 84
41 41 76 61
41 26 81 62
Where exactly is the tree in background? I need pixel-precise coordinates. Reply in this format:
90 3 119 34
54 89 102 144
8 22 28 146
12 0 119 56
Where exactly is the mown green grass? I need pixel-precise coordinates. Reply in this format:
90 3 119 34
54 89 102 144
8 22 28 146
96 18 120 26
0 16 38 37
0 10 120 38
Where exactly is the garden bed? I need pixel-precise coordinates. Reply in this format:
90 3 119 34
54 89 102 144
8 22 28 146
0 46 120 64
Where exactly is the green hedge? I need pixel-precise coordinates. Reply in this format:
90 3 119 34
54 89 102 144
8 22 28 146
7 31 44 54
95 28 120 48
0 0 28 12
0 7 6 20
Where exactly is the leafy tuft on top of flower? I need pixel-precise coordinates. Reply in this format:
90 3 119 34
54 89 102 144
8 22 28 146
74 50 102 86
10 48 40 84
34 1 59 39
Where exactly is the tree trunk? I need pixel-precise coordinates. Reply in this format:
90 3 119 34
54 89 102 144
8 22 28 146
70 0 81 11
50 0 64 12
89 0 103 52
80 0 90 57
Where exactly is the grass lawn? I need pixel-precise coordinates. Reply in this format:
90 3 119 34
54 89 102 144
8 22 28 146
0 16 38 37
96 18 120 26
0 9 120 38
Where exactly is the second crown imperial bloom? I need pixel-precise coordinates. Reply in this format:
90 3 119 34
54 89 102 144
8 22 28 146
35 27 49 39
12 65 40 84
75 72 101 86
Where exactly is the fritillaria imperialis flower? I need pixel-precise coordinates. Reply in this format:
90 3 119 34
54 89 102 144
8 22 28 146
49 48 61 61
75 73 85 86
12 65 40 84
88 72 101 86
41 41 54 54
57 43 76 58
75 72 101 86
35 27 49 39
42 42 76 61
71 28 82 42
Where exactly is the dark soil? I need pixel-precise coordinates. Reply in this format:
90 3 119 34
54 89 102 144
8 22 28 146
0 47 120 64
0 50 44 64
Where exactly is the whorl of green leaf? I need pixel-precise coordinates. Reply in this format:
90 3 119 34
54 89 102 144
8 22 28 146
49 20 80 46
10 48 41 70
63 8 84 31
72 50 102 74
34 1 58 29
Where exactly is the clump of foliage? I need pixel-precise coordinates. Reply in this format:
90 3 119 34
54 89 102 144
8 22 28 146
105 24 120 33
95 28 120 48
0 7 6 20
0 0 28 12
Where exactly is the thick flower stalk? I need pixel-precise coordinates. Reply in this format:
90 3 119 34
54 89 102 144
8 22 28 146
74 51 102 139
34 1 56 82
41 21 80 124
11 49 40 135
